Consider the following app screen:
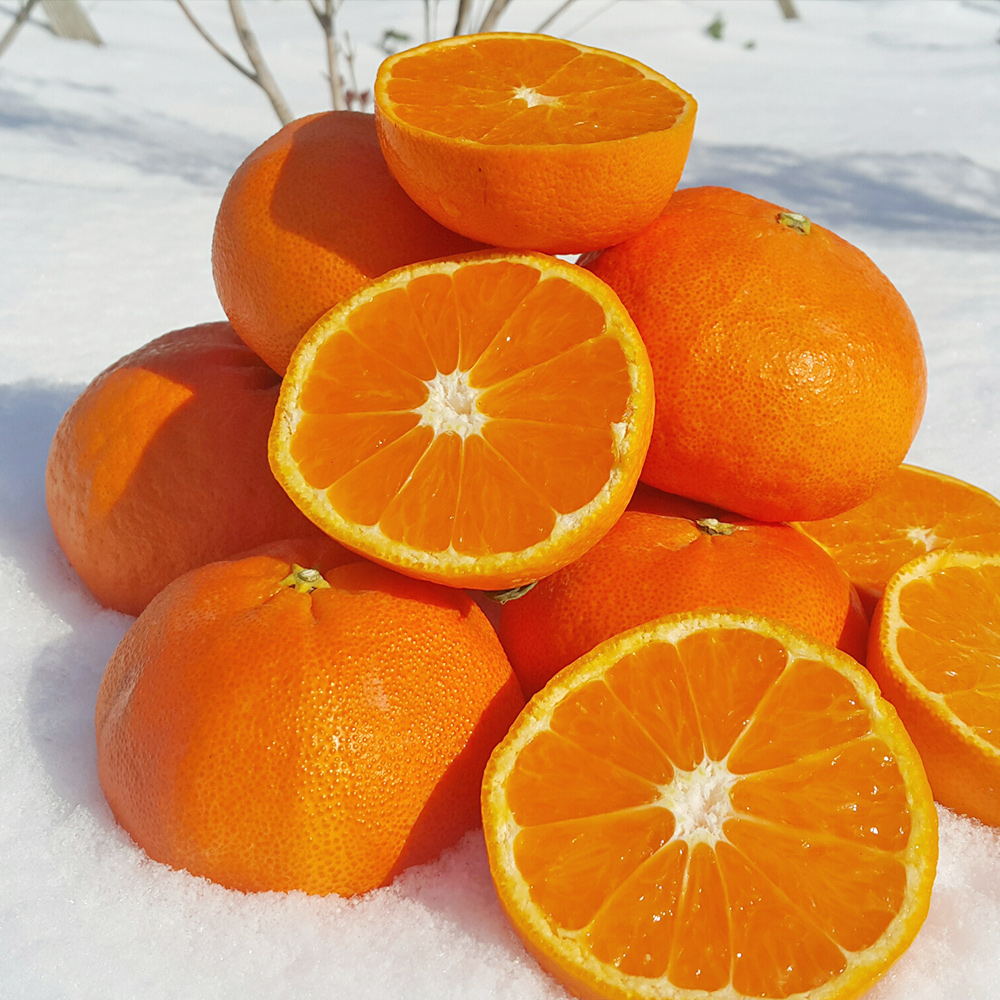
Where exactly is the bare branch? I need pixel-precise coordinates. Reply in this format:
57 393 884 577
228 0 293 125
452 0 473 36
342 30 370 110
177 0 293 126
40 0 102 44
534 0 577 34
176 0 255 80
308 0 346 111
561 0 620 35
0 0 41 61
776 0 799 18
477 0 512 32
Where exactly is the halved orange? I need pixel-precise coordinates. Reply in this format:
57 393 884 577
796 463 1000 616
374 32 696 253
268 250 654 589
868 548 1000 827
483 611 937 1000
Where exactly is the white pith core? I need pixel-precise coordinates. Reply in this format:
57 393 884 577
905 525 939 552
513 85 561 109
660 757 737 847
416 369 487 439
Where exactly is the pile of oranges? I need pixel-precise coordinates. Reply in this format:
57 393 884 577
45 31 1000 1000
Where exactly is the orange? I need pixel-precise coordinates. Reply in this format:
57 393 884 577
797 462 1000 617
374 32 696 253
45 322 323 617
581 186 927 523
498 487 869 698
212 111 484 374
868 548 1000 827
95 538 525 896
268 250 654 590
483 611 937 1000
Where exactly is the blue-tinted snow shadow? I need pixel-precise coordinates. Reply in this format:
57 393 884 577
0 380 129 820
0 379 83 604
24 606 128 823
0 82 253 188
681 141 1000 249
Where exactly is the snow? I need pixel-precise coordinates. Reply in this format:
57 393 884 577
2 1 1000 997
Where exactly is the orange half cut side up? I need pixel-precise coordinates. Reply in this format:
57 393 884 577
483 611 937 1000
868 547 1000 827
374 33 697 252
796 463 1000 616
269 250 654 589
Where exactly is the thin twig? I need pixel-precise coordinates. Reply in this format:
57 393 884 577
0 0 42 60
228 0 293 124
40 0 102 44
308 0 346 110
342 29 368 110
477 0 511 32
176 0 254 80
776 0 800 19
534 0 577 34
452 0 473 36
177 0 292 126
561 0 619 36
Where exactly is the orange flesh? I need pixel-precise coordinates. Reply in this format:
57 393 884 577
383 36 686 144
895 562 1000 747
796 465 1000 603
505 629 913 996
289 260 632 557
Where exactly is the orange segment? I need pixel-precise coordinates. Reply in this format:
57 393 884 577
374 32 696 252
730 737 913 850
722 820 907 953
450 432 556 555
453 259 540 369
668 842 730 990
796 463 1000 615
513 808 678 931
300 331 429 413
482 611 937 1000
289 411 419 489
481 420 615 513
715 840 848 996
586 840 687 977
377 431 463 550
868 548 1000 826
469 273 608 386
269 250 654 588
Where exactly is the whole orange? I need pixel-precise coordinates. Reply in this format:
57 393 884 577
212 111 485 374
582 186 927 522
45 322 323 617
95 538 526 896
497 487 869 698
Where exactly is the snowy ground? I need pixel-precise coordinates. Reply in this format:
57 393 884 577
2 1 1000 997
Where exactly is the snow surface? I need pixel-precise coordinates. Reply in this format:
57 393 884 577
2 1 1000 997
